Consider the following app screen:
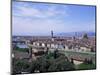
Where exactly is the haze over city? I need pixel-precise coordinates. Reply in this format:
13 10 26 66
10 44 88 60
12 1 96 36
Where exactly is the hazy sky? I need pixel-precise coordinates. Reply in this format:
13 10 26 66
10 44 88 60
12 1 96 36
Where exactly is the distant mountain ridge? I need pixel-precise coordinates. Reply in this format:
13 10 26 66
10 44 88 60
55 32 95 37
13 32 95 37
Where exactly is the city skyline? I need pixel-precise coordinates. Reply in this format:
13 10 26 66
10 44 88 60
12 1 96 36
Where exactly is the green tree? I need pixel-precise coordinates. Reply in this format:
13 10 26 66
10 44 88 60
48 55 75 72
54 49 59 59
12 51 75 74
12 59 30 74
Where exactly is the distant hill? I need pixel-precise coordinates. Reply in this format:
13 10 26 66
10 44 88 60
56 32 95 37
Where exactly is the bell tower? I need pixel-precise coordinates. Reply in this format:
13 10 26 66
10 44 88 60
51 30 53 38
51 30 54 41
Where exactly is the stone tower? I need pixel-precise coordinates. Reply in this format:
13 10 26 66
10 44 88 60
51 30 54 41
51 30 53 38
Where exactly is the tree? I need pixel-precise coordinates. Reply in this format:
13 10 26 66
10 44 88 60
71 58 74 64
29 60 40 73
45 47 49 54
54 49 59 59
12 51 75 74
12 59 30 74
48 56 75 72
30 55 50 73
84 58 93 64
84 58 88 64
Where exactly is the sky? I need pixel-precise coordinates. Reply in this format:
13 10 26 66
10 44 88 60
12 1 96 36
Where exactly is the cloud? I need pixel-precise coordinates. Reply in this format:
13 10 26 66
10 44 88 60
12 1 95 35
12 1 69 19
12 1 70 35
